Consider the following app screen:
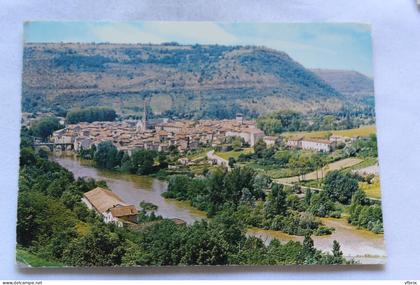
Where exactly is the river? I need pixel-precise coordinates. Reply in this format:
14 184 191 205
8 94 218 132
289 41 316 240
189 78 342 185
52 155 207 224
52 154 386 264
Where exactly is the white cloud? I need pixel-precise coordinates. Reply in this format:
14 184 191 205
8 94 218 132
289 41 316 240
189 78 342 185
142 22 238 45
90 23 166 44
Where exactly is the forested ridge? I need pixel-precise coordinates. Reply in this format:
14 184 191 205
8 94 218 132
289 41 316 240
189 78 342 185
22 42 356 118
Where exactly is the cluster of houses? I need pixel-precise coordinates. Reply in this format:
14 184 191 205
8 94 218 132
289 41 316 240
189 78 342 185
51 112 266 154
51 117 354 155
47 99 356 155
285 134 351 152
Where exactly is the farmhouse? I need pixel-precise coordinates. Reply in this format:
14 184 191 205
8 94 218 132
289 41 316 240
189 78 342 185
329 135 350 143
286 136 304 148
286 136 335 152
301 138 335 152
81 187 138 227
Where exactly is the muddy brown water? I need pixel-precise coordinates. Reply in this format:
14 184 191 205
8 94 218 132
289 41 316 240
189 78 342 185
247 217 386 264
53 154 386 264
52 155 207 224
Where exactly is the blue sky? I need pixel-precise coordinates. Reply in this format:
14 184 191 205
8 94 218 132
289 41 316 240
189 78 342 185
24 21 373 76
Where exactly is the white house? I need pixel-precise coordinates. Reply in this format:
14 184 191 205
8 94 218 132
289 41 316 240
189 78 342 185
300 138 335 152
329 135 350 143
286 136 303 148
225 128 265 146
286 137 335 152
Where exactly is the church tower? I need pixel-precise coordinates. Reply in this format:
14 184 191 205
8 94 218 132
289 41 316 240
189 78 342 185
136 97 148 133
142 98 148 131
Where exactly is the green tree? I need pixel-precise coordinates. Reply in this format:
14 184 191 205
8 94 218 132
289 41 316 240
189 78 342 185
17 191 77 247
164 175 191 200
304 188 312 206
348 190 383 233
131 149 156 175
120 151 133 172
239 188 256 206
19 147 36 167
31 116 62 140
324 171 359 204
93 141 120 169
66 107 116 124
224 167 256 205
180 220 229 265
157 152 168 169
207 168 227 215
264 183 287 218
299 235 316 263
252 174 270 200
253 139 267 158
228 157 236 169
231 137 243 151
308 192 336 217
332 240 343 258
63 224 126 266
256 110 302 135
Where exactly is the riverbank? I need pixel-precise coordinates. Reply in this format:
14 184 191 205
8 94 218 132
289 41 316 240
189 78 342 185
52 154 207 224
247 217 386 264
52 154 386 264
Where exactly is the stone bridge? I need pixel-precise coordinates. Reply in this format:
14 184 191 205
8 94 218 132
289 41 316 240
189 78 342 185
33 142 74 152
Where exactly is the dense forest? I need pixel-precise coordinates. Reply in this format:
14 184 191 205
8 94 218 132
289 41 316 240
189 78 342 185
256 110 375 135
66 107 117 124
17 128 350 266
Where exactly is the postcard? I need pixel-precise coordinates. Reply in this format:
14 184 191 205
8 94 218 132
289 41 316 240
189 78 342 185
17 22 385 267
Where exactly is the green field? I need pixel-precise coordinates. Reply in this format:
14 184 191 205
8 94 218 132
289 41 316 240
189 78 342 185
186 148 212 161
215 148 254 160
274 157 363 184
283 125 376 139
239 161 298 179
16 248 62 267
359 179 381 199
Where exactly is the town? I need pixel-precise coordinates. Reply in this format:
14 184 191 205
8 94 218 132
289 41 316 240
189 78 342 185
49 101 345 157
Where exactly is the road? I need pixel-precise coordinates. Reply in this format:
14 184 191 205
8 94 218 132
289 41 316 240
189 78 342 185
207 150 231 170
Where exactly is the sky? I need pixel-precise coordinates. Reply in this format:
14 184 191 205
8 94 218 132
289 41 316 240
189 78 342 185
24 21 373 76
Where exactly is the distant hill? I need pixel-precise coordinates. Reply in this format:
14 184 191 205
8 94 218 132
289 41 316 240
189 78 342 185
311 69 374 99
23 43 356 119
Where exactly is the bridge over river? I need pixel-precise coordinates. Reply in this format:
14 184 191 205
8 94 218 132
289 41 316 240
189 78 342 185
33 142 74 151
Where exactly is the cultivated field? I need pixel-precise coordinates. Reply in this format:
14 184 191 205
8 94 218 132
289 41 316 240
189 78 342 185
274 157 363 184
282 125 376 139
215 148 254 160
359 178 381 199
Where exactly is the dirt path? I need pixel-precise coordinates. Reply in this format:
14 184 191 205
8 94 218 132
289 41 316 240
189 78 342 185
207 150 231 170
354 164 379 176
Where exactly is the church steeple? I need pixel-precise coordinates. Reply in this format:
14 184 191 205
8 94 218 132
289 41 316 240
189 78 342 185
142 98 148 131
